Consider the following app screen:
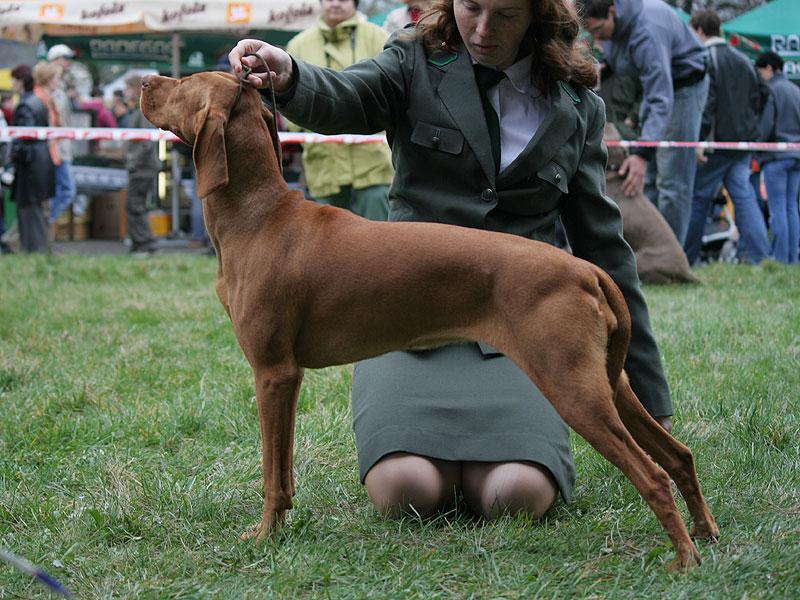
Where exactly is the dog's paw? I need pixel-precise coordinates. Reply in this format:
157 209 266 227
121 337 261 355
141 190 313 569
240 522 277 542
691 522 720 543
240 511 286 541
667 545 701 572
240 522 265 541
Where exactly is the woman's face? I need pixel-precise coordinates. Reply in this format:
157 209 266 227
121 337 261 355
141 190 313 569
321 0 357 28
454 0 533 70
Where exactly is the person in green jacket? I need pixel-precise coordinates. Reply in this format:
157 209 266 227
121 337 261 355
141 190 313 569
229 0 673 521
286 0 394 220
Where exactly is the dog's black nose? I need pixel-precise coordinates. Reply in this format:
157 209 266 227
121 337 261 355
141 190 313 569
141 75 152 88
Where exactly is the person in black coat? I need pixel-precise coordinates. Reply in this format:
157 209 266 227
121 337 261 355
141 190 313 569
10 64 55 253
756 51 800 264
683 8 771 265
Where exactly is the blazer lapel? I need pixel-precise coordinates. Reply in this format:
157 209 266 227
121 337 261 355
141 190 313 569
498 82 578 184
435 48 498 184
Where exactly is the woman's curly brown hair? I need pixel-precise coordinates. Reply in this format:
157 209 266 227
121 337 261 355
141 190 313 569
416 0 598 91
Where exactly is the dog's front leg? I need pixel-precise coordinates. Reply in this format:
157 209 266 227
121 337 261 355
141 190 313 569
241 362 303 541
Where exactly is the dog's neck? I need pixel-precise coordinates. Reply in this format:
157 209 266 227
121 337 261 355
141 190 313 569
203 95 295 248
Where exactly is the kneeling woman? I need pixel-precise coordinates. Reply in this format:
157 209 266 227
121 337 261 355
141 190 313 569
228 0 673 519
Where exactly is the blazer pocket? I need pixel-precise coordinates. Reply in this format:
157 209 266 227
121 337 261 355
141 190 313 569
410 122 464 155
536 160 569 194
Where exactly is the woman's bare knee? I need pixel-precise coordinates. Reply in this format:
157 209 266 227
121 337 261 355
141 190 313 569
462 461 557 520
364 453 459 518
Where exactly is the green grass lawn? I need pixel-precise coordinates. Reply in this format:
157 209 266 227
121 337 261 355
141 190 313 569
1 255 798 598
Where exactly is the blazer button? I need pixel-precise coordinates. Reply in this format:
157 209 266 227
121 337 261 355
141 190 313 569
480 188 496 202
554 172 562 184
432 128 442 148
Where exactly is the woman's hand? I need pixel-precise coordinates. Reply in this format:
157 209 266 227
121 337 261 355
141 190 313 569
228 39 295 93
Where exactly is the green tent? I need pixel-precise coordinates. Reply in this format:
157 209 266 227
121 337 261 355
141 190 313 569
42 29 298 76
723 0 800 82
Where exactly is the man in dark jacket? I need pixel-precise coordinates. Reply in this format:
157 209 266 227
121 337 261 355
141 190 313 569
683 8 771 265
756 51 800 264
578 0 708 245
123 74 159 255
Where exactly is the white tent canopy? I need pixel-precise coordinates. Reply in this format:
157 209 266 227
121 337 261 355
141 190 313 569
2 0 319 32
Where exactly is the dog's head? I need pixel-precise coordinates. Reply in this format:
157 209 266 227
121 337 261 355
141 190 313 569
140 71 277 198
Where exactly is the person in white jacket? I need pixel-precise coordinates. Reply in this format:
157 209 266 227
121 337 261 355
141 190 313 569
383 0 430 34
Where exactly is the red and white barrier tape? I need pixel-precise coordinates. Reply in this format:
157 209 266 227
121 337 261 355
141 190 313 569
610 139 800 151
2 127 800 151
0 127 387 145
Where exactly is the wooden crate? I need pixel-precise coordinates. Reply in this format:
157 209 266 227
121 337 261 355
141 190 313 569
91 191 128 240
72 217 91 240
54 209 91 241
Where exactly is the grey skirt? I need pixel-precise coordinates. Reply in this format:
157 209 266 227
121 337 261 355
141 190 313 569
351 343 576 501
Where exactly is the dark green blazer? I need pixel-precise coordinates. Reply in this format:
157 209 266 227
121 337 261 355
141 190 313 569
277 33 673 417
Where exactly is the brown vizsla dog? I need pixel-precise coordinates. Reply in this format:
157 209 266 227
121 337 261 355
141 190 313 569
603 124 699 285
140 71 719 570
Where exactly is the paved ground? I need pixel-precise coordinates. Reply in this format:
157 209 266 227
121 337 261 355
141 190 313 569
52 237 214 256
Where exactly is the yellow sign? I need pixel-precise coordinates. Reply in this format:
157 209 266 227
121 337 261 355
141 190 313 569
40 3 65 20
227 2 252 25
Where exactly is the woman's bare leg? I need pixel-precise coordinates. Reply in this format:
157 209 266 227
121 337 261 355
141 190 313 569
364 452 461 518
462 461 557 520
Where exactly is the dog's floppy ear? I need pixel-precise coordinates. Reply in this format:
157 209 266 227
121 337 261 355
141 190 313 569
193 107 228 198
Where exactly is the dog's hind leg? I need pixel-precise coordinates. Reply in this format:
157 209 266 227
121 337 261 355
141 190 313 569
241 361 303 541
550 379 700 570
504 326 700 570
614 374 719 541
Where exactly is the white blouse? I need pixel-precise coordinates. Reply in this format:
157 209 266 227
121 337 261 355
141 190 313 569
485 53 550 173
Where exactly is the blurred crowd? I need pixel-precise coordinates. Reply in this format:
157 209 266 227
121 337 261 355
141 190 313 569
581 0 800 266
1 0 798 265
0 44 165 255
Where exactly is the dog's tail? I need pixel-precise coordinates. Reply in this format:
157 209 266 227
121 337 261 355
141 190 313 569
596 269 632 389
